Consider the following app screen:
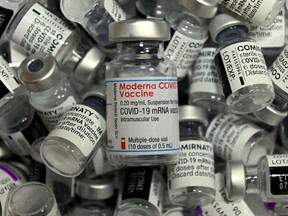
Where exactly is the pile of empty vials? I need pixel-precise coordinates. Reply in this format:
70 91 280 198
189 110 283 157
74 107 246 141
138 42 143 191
1 0 288 215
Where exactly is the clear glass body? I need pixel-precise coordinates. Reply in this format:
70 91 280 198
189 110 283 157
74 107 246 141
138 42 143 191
168 121 215 207
214 27 275 114
280 116 288 150
70 200 113 216
40 96 106 177
189 46 226 113
6 1 98 76
165 8 208 79
5 182 60 216
136 0 175 19
106 41 179 166
164 207 197 216
218 0 286 26
60 0 116 48
28 73 79 131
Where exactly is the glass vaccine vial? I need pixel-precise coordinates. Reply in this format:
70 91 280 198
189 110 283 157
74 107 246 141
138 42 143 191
210 13 275 114
5 182 60 216
106 19 180 166
218 0 286 26
205 111 274 165
5 1 105 83
114 167 163 216
225 154 288 203
164 0 217 79
167 105 215 207
60 0 127 48
188 44 226 113
40 85 106 177
17 52 79 131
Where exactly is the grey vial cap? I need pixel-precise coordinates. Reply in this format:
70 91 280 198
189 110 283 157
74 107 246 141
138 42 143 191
179 105 209 127
254 105 288 126
109 19 170 41
17 53 61 92
225 161 246 201
209 13 251 42
82 84 106 101
73 46 105 84
182 0 218 18
75 176 114 200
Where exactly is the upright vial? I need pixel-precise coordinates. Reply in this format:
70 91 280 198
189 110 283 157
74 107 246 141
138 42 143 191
188 43 226 113
60 0 127 48
5 1 105 82
167 105 215 207
40 85 106 177
205 111 274 165
210 13 275 114
5 182 60 216
218 0 286 26
106 19 180 166
225 154 288 203
164 0 218 79
114 167 163 216
17 52 79 131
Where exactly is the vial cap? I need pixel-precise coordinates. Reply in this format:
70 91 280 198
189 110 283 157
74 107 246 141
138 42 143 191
73 46 105 84
179 105 208 127
75 176 114 200
225 161 246 201
109 19 170 41
182 0 218 18
254 105 288 126
82 84 106 101
17 53 61 92
208 13 250 42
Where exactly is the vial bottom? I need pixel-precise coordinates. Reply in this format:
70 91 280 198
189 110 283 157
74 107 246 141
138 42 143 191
226 84 274 114
115 201 160 216
108 153 179 167
169 187 215 207
188 92 226 113
40 137 86 177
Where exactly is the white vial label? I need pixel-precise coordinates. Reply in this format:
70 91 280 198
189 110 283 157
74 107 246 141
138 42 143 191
12 3 72 56
168 140 215 190
1 132 31 156
106 77 179 155
104 0 127 21
216 42 271 96
0 56 20 97
189 48 223 94
36 96 76 131
0 166 22 216
201 173 255 216
205 113 261 161
267 155 288 195
269 46 288 91
165 31 207 78
249 10 285 48
122 168 162 212
219 0 277 25
48 105 106 157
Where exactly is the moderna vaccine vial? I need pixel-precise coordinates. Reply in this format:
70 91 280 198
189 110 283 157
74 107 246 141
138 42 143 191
106 19 180 166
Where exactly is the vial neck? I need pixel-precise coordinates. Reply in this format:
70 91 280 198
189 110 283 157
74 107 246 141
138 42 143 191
179 121 205 140
245 166 259 194
83 96 106 119
216 26 249 45
116 41 164 58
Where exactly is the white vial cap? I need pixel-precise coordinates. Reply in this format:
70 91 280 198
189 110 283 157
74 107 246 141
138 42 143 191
225 161 246 201
208 13 250 42
109 19 170 41
17 53 61 92
179 105 209 127
182 0 218 18
75 176 114 200
254 105 288 126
